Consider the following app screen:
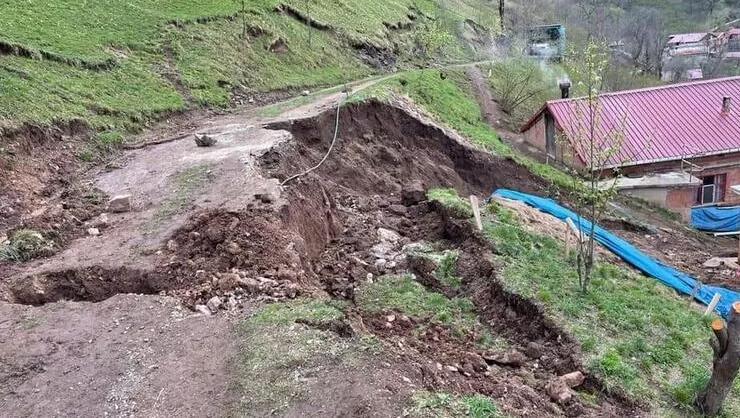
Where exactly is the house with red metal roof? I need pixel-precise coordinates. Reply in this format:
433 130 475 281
521 76 740 219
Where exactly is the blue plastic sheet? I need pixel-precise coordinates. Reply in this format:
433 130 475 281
691 205 740 233
493 189 740 318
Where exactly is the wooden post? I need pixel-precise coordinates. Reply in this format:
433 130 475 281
564 225 572 257
470 195 483 231
697 302 740 416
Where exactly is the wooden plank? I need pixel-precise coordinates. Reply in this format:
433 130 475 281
705 293 722 316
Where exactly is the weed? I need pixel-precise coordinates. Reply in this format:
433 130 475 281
0 229 54 262
409 391 504 417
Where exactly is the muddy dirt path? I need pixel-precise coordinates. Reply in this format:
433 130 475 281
0 81 394 417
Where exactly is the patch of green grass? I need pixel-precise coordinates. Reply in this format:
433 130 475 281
0 0 499 131
427 187 473 218
149 164 212 226
404 242 463 289
356 275 476 328
436 250 462 289
356 275 504 348
0 229 54 262
482 205 740 415
235 299 353 415
409 391 505 417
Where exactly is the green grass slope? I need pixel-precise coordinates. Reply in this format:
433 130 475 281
0 0 499 132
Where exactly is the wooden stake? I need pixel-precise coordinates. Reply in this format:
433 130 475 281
566 218 586 243
564 225 572 256
705 293 722 316
470 195 483 231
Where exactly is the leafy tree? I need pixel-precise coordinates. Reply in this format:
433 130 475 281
562 41 626 293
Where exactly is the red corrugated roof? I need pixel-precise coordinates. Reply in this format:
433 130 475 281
522 76 740 169
667 32 709 44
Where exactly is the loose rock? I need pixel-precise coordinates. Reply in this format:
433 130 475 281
87 228 100 236
561 371 585 388
108 195 132 213
194 133 217 147
525 341 545 359
401 181 425 206
545 377 573 403
195 305 212 316
483 350 526 367
206 296 222 313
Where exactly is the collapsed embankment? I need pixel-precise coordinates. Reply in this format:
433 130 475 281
2 100 640 415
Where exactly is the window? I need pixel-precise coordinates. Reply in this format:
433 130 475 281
697 173 727 204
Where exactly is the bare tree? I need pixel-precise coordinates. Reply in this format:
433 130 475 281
622 6 665 75
697 303 740 416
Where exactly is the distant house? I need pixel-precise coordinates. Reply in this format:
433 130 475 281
520 76 740 219
722 28 740 59
661 32 719 81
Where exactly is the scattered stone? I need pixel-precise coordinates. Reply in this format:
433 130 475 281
463 352 488 373
195 305 212 316
277 267 297 282
561 371 585 388
388 204 407 215
225 241 241 255
401 376 412 384
237 277 261 293
283 282 299 298
525 341 545 359
445 365 459 373
483 350 526 367
206 296 222 313
386 314 396 322
91 213 109 228
87 228 100 236
166 240 178 251
703 257 740 270
377 228 401 243
108 195 132 213
401 181 426 206
302 90 310 96
374 258 387 270
254 193 275 204
218 273 240 291
194 133 217 147
546 377 574 403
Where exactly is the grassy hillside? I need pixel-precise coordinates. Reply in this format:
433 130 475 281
0 0 499 133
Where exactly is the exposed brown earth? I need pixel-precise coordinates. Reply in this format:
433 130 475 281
0 82 734 417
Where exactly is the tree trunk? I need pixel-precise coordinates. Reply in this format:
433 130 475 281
498 0 505 31
697 302 740 416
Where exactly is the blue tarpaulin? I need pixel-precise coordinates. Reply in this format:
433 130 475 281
493 189 740 318
691 205 740 233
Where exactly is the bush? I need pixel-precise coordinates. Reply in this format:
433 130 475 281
487 58 559 126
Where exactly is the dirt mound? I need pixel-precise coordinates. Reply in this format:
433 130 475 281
263 99 548 198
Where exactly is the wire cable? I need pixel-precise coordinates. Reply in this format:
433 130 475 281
280 90 347 186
